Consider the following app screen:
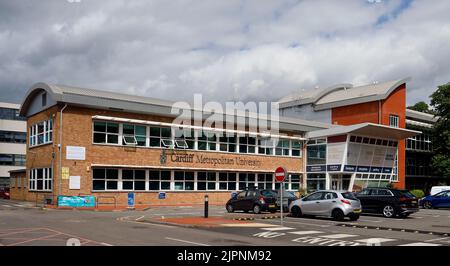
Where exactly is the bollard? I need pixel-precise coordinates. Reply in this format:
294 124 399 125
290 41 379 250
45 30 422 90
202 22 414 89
204 194 209 218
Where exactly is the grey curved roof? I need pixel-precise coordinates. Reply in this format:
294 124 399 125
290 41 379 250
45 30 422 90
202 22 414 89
279 77 411 111
20 82 332 132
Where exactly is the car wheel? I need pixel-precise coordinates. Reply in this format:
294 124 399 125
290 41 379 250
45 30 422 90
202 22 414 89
423 201 433 209
332 209 345 221
253 204 261 214
291 206 302 217
382 205 396 218
226 204 234 213
349 214 360 221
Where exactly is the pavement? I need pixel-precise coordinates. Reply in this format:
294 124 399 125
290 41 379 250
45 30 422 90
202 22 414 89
1 198 450 246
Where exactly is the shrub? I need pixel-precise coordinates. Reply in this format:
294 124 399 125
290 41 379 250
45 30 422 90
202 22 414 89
410 189 425 198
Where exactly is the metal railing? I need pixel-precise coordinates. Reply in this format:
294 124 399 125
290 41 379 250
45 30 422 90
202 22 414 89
96 196 117 209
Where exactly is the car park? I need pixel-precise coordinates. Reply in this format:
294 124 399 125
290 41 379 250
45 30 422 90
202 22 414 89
0 188 10 199
355 187 419 218
274 190 298 212
289 190 361 221
420 190 450 209
226 188 278 214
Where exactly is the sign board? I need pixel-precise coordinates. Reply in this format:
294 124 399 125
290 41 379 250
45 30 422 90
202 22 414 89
69 176 80 190
128 192 135 207
158 192 166 200
66 146 86 161
58 196 95 208
275 167 287 182
62 167 70 180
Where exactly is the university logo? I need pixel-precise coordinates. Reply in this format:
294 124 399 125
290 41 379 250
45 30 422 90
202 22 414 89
160 149 167 165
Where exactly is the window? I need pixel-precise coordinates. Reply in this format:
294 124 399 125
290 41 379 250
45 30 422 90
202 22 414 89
219 134 236 152
304 192 323 201
258 138 274 155
174 171 194 190
275 139 290 156
257 173 273 189
0 107 26 121
92 168 118 191
238 173 256 190
30 119 53 147
149 126 172 147
174 129 195 149
290 174 302 191
307 144 326 165
122 169 146 191
198 131 217 151
306 173 326 193
0 154 25 166
42 92 47 106
389 115 399 128
238 135 256 154
29 168 52 191
0 131 27 144
93 121 119 144
218 172 236 191
123 124 147 146
291 140 302 157
197 172 216 190
149 170 171 191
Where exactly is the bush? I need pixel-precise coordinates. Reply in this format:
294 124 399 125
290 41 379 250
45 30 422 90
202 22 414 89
410 189 425 198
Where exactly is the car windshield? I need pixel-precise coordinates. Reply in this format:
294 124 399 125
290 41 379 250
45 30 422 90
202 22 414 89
341 192 358 200
273 190 295 197
261 190 277 198
399 190 416 198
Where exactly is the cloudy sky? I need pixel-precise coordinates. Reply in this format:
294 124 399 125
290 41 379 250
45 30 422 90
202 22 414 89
0 0 449 106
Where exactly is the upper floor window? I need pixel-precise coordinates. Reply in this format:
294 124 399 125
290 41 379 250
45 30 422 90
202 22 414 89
93 121 119 144
0 107 26 121
123 124 146 146
149 126 172 148
0 131 26 144
0 154 26 166
389 115 399 128
29 119 53 147
41 93 47 107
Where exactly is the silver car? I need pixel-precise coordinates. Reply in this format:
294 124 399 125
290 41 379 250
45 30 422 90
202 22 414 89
289 190 362 221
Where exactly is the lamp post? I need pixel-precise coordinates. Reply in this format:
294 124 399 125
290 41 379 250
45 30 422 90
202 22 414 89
204 194 209 218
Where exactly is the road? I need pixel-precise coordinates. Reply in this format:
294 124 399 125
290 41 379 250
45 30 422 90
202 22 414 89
0 198 449 246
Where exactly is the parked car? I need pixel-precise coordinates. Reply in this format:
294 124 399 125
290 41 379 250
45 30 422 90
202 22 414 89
289 190 362 221
226 188 278 214
355 187 419 218
0 188 10 199
430 186 450 196
420 190 450 209
274 190 298 212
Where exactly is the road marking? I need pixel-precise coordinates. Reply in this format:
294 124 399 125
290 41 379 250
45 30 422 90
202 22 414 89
358 219 382 223
321 234 359 239
262 227 295 231
100 242 114 246
289 231 324 235
221 223 277 227
165 237 210 246
2 205 12 208
356 238 396 244
433 215 440 218
8 233 62 246
135 215 145 221
425 237 450 243
276 220 331 228
399 242 442 246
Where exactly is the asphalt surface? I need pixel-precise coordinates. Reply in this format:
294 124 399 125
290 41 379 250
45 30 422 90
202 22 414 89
1 198 449 246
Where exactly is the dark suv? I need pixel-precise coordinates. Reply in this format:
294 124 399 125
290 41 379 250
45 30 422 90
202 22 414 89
355 187 419 218
226 188 278 214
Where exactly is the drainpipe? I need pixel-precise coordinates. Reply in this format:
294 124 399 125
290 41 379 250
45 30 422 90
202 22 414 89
58 104 68 198
378 100 382 124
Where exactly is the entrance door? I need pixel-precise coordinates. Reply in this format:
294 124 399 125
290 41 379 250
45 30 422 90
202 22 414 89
331 175 342 190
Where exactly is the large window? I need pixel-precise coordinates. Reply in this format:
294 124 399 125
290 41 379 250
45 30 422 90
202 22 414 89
92 168 119 191
122 169 146 190
238 135 257 154
275 139 290 156
149 126 172 147
219 135 236 153
290 174 302 191
258 138 274 155
29 168 52 191
307 143 326 165
219 172 237 190
174 129 195 149
29 119 53 147
198 131 217 151
123 124 147 146
197 172 216 190
306 173 326 193
0 154 26 166
93 121 119 144
0 131 26 144
174 171 194 191
0 107 26 121
291 140 302 157
407 133 432 152
257 173 273 189
149 170 171 191
238 173 256 190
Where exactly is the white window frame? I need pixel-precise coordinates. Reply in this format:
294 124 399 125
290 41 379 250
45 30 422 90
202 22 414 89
389 114 399 128
29 119 53 147
29 168 52 192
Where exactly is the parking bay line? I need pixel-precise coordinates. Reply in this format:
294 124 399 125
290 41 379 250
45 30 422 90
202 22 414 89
165 237 210 246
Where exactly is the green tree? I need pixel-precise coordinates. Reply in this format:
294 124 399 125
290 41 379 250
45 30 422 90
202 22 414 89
407 101 433 114
430 82 450 179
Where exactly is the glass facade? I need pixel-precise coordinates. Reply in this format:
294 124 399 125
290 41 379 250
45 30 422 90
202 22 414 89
0 107 26 121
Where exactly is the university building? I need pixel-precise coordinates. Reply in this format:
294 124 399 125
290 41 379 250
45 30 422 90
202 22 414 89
11 80 419 206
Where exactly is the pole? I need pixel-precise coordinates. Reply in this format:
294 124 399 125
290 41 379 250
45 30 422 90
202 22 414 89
204 194 209 218
58 104 68 201
280 182 284 226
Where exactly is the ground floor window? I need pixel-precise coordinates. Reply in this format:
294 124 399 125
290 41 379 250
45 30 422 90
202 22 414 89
352 173 391 192
174 171 195 191
239 173 256 190
29 168 52 191
149 170 171 191
197 172 217 191
92 168 118 191
306 173 326 193
122 169 146 191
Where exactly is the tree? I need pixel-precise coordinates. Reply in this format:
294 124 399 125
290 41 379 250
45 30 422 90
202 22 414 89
407 101 433 114
430 82 450 179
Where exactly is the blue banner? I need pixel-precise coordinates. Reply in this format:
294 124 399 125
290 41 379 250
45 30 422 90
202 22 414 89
327 165 342 172
382 167 393 174
306 165 326 172
370 167 383 173
343 165 357 172
128 192 135 206
58 196 95 208
356 166 371 173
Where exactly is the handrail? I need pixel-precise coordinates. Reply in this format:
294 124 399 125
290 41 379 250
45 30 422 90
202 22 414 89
96 196 117 209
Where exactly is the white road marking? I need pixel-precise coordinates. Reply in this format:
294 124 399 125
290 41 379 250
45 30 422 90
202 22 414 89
2 205 11 208
165 237 210 246
425 237 450 243
100 242 114 246
135 215 145 221
399 242 442 246
221 223 277 228
358 219 382 223
262 227 295 231
289 231 324 235
433 215 440 218
356 238 396 244
279 220 331 228
321 234 359 239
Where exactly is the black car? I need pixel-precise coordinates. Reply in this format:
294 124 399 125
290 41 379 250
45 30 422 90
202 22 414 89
355 187 419 218
226 188 278 214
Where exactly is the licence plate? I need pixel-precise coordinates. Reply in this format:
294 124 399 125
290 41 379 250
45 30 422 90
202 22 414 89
353 209 361 213
269 204 276 208
412 201 417 204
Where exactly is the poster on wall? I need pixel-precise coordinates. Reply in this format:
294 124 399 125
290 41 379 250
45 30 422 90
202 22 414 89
58 196 95 208
69 176 81 190
66 146 86 161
